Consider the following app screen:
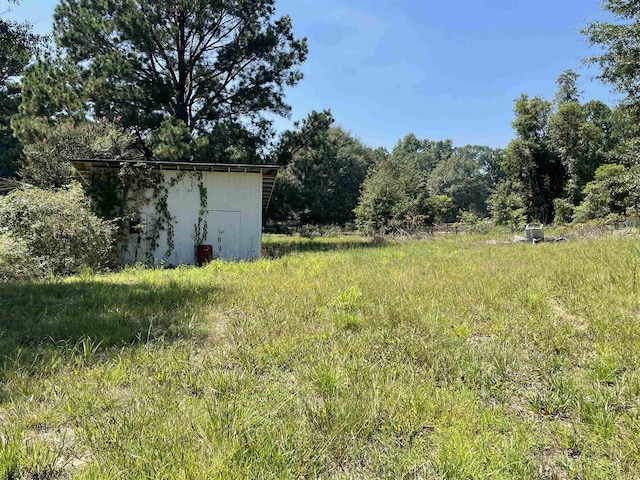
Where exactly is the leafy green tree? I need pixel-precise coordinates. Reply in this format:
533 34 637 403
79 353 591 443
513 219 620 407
547 72 612 203
488 180 528 229
0 231 44 282
479 147 507 187
425 195 453 224
553 69 582 105
18 118 136 190
268 110 335 224
326 128 382 224
574 164 639 221
268 111 382 225
354 158 429 234
273 110 336 167
607 103 640 167
547 101 593 200
0 0 42 177
500 94 563 222
427 145 498 218
583 0 640 214
495 79 615 225
17 55 85 121
492 69 629 226
583 0 640 106
388 134 453 178
0 82 22 178
21 0 307 162
553 197 575 224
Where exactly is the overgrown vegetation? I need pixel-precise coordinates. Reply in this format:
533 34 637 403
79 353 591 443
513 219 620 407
0 183 115 279
2 234 640 478
14 117 137 190
2 0 640 477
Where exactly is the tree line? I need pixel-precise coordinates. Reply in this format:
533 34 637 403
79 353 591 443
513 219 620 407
2 0 640 240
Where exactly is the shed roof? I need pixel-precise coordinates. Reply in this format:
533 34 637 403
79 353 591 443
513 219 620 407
71 159 280 211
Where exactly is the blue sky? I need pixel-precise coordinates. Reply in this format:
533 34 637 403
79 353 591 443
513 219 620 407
6 0 618 150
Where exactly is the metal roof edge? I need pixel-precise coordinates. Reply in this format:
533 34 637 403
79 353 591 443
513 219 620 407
70 159 280 212
70 158 280 170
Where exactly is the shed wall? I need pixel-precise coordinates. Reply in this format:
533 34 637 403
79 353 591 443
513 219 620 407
120 170 263 264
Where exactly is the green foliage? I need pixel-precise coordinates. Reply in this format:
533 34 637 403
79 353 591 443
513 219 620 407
427 147 493 218
15 118 136 190
547 85 611 202
87 162 160 231
146 117 266 164
488 180 528 229
457 210 492 233
574 164 640 222
493 71 622 226
425 195 453 224
354 158 429 234
194 179 208 246
269 111 382 226
511 94 552 143
0 1 44 177
24 0 307 162
553 197 575 224
583 0 640 105
18 55 86 120
273 110 336 167
149 118 196 163
554 69 582 105
0 7 40 86
356 138 501 232
360 137 501 227
0 232 45 282
388 134 453 178
0 183 116 277
0 82 22 178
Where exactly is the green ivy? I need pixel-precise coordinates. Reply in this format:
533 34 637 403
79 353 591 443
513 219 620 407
87 166 210 265
194 176 208 246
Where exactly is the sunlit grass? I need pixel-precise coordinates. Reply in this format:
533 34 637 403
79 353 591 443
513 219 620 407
1 233 640 478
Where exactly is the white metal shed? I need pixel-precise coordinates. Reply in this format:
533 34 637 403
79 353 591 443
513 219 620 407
72 159 279 265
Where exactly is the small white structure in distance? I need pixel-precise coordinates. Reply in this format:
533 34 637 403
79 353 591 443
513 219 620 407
72 159 279 264
524 223 544 243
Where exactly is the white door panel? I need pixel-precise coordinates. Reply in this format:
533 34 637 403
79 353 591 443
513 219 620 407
208 210 241 260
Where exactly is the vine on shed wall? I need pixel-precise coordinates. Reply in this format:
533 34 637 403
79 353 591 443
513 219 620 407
194 176 208 246
88 166 210 265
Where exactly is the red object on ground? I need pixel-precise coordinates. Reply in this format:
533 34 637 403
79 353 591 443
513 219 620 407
195 245 213 266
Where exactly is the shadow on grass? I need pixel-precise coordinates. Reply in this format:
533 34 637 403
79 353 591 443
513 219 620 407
262 236 388 259
0 279 222 366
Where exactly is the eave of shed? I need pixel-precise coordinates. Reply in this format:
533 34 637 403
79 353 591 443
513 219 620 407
70 159 280 211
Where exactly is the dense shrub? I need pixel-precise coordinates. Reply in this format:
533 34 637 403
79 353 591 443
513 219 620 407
354 159 429 235
457 210 493 234
574 164 637 222
0 232 45 282
487 181 527 230
553 198 575 224
0 183 116 278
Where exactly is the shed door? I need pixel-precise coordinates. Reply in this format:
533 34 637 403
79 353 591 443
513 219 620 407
208 210 241 260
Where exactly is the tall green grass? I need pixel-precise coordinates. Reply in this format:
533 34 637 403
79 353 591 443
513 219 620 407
1 233 640 478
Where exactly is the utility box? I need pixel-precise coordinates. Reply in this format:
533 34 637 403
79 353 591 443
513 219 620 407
525 223 544 243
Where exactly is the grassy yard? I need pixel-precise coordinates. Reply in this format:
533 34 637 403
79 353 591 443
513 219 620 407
1 233 640 479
